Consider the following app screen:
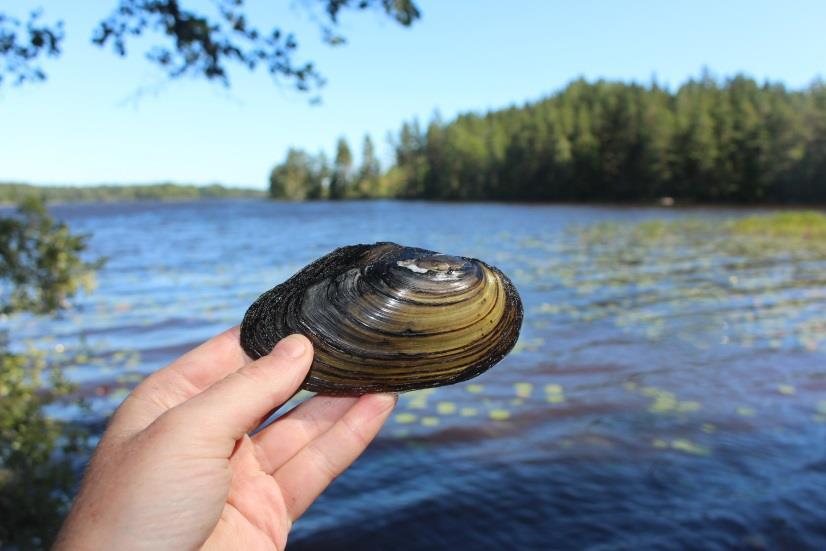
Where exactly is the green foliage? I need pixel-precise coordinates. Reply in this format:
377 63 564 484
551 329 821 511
0 182 265 204
0 197 100 315
269 134 393 200
329 137 354 199
269 149 328 200
393 75 826 202
0 198 101 548
355 135 382 198
271 74 826 203
0 349 87 549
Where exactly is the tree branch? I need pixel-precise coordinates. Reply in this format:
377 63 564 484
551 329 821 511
0 10 64 86
0 1 420 93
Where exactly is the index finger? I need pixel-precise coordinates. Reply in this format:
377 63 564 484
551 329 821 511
110 325 253 435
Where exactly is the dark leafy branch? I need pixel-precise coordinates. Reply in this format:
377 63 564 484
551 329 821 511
0 1 420 92
0 10 64 86
92 0 322 90
320 0 420 46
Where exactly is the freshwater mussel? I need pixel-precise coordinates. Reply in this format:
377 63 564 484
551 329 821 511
240 242 523 394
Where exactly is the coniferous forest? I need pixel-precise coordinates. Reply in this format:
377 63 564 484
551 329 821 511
270 74 826 203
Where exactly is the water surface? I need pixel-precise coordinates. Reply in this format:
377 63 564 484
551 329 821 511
7 200 826 549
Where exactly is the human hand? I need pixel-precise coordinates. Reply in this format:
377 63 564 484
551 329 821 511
55 328 397 550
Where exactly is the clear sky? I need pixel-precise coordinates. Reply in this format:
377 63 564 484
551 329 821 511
1 0 824 189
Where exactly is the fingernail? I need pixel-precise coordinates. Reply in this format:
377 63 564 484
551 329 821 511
271 334 306 358
378 393 399 408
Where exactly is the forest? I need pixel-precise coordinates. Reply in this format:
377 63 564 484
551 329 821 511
270 73 826 203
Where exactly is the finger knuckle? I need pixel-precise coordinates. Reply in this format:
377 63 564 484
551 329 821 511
308 444 341 482
341 416 371 448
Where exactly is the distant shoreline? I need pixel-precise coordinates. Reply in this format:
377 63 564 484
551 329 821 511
0 182 266 205
2 183 825 209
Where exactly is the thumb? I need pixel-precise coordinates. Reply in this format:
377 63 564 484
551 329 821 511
153 334 313 456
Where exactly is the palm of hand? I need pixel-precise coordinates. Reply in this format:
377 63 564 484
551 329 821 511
55 329 395 551
204 436 292 550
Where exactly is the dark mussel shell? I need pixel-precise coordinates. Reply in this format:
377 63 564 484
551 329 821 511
240 242 523 394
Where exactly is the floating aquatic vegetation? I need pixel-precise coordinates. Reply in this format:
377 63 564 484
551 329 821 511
737 407 757 417
406 395 429 410
629 385 702 415
514 382 533 398
544 383 566 404
731 211 826 239
669 438 710 456
523 213 826 354
395 413 417 424
512 337 544 354
489 409 510 421
436 402 456 415
421 416 439 427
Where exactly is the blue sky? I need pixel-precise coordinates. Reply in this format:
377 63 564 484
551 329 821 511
1 0 824 189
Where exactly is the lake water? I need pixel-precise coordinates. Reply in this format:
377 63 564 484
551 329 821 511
8 200 826 549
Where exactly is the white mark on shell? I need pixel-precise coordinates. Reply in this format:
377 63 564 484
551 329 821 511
397 259 430 273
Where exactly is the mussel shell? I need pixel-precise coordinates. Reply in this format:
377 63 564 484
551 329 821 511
240 242 523 394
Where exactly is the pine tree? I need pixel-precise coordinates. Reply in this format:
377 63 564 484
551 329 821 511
329 137 353 200
357 135 381 197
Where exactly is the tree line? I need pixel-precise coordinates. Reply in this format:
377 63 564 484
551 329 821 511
0 183 265 204
269 135 383 200
269 73 826 203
